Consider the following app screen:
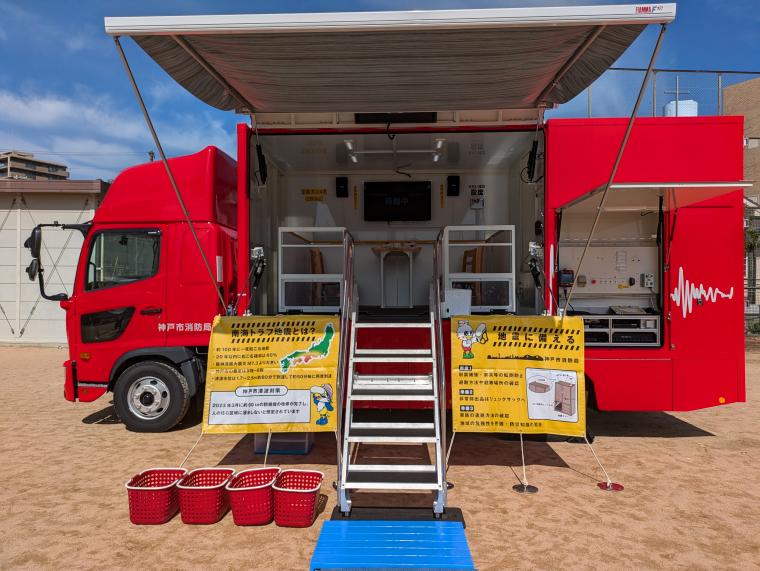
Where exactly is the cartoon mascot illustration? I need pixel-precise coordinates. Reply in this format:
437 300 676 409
310 384 334 426
456 320 488 359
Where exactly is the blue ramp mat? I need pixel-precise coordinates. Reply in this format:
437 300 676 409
310 520 475 570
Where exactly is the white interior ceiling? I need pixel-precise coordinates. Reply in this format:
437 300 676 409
261 131 535 173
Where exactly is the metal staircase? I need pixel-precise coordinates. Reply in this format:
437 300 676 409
337 312 447 515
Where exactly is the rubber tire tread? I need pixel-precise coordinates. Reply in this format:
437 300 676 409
114 361 190 433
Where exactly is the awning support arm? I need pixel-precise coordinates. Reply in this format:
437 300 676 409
171 35 256 113
113 36 228 312
562 23 667 315
536 25 605 106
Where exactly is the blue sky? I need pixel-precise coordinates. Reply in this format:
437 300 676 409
1 0 758 179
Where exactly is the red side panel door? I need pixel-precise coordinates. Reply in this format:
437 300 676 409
72 226 167 391
666 195 745 410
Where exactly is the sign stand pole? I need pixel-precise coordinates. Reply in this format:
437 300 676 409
179 430 204 468
584 435 624 492
512 433 538 494
263 430 272 468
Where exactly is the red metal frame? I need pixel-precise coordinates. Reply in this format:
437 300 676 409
236 124 251 315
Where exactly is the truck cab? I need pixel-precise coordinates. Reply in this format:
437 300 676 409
46 147 238 431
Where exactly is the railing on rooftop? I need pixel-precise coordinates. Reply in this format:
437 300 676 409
550 68 760 119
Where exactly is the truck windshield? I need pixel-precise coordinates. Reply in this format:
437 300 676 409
85 230 160 291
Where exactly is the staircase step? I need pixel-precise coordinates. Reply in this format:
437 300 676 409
348 464 436 473
348 426 436 443
350 422 434 430
354 348 432 356
350 389 435 401
354 322 431 329
344 469 440 490
353 374 433 389
353 355 433 363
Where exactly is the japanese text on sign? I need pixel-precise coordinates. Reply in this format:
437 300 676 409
451 315 585 437
202 315 340 434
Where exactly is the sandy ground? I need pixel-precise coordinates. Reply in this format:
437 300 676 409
1 344 759 570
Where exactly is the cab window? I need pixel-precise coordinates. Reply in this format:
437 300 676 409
85 230 160 291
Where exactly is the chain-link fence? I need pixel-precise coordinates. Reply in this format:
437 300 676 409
548 68 760 119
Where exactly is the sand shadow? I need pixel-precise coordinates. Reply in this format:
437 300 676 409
447 432 568 468
588 410 714 438
81 395 205 431
81 405 121 425
217 431 339 466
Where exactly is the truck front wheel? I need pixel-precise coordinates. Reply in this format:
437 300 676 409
113 361 190 432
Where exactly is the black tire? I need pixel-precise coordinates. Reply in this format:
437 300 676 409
113 361 190 433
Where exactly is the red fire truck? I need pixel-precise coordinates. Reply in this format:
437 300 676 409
25 5 748 432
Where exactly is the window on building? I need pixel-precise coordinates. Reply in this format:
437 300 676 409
47 166 59 173
85 230 161 291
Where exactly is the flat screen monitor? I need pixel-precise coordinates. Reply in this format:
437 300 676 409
364 181 432 222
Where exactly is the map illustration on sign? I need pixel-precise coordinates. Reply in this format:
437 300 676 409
280 322 335 374
526 368 578 423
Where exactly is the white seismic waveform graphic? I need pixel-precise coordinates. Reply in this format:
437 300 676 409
670 266 734 318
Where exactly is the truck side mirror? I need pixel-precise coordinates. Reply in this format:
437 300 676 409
24 226 42 259
23 225 69 302
26 259 40 281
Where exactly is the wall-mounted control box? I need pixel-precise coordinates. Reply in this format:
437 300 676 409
640 273 655 288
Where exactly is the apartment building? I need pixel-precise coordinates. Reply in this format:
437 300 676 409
0 151 70 181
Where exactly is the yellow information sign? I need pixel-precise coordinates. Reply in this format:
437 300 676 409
202 315 340 434
451 315 585 437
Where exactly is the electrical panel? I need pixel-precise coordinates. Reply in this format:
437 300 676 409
558 246 658 295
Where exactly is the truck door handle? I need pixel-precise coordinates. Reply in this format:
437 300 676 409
140 306 162 315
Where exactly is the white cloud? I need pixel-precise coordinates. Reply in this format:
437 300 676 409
0 86 237 180
0 89 147 142
63 33 89 53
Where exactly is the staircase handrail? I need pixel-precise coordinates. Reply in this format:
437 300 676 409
433 229 448 482
335 229 355 478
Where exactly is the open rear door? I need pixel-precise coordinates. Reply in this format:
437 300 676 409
558 180 750 410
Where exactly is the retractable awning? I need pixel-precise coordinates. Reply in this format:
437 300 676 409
104 4 675 114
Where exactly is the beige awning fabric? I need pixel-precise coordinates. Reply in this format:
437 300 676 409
105 5 675 114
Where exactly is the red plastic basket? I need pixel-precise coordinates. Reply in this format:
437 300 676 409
226 468 281 526
177 468 235 524
272 470 324 528
125 468 187 525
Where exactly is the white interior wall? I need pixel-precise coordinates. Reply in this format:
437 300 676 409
557 208 660 311
273 170 511 307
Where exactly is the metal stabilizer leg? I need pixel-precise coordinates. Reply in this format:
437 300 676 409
512 433 538 494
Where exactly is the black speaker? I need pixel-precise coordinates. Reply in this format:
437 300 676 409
336 176 349 198
446 175 460 197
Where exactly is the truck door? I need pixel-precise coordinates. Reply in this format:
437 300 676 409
71 226 166 385
666 192 745 409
